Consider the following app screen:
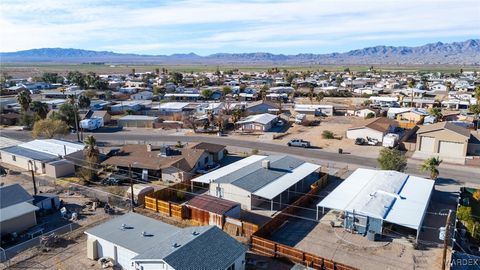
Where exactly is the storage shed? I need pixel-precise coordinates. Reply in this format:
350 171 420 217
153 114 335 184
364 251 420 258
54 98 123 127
186 194 241 228
45 159 75 178
33 193 61 211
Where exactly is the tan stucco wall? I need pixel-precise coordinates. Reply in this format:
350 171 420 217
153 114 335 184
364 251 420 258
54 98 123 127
416 129 468 157
0 151 47 173
45 161 75 178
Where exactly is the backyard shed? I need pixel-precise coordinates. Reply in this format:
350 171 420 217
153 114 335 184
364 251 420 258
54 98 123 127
117 115 158 128
186 194 241 228
0 184 38 236
45 159 75 178
33 193 60 211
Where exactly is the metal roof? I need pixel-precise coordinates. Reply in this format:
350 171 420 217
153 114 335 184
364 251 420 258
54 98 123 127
317 168 434 231
0 184 33 209
236 113 277 125
192 155 320 199
0 146 58 161
186 194 239 215
118 115 158 121
18 139 84 157
0 202 39 222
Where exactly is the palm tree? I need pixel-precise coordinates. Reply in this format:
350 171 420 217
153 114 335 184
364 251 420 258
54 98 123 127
30 101 49 119
316 92 324 103
429 107 443 121
308 86 315 104
83 135 99 158
420 157 442 180
68 95 80 141
17 90 32 112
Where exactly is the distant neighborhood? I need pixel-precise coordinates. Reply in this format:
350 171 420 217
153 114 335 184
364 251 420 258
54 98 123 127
1 66 479 270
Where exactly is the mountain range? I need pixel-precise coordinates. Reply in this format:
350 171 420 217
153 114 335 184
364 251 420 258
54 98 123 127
1 39 479 65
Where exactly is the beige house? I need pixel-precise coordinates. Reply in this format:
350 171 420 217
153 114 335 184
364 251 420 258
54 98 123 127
415 122 470 163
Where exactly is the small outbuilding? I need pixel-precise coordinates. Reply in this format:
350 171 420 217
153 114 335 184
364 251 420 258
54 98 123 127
125 184 154 205
346 117 398 143
186 194 241 228
33 193 61 211
117 115 158 128
0 184 39 236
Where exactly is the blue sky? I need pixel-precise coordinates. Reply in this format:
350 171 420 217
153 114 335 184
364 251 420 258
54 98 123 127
0 0 479 55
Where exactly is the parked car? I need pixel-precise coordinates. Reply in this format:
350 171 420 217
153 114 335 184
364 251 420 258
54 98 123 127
287 139 311 148
355 138 366 145
102 177 122 186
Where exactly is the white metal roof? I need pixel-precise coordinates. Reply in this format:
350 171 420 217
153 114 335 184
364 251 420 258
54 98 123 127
19 139 84 157
156 102 190 110
236 113 277 125
294 104 333 111
253 162 320 200
192 155 266 184
317 168 434 231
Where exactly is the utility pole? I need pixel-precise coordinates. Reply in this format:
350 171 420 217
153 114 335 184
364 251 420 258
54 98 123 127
29 160 37 195
441 209 452 270
129 164 135 212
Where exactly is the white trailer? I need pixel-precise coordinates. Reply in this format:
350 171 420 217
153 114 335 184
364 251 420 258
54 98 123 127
382 133 400 148
80 117 104 131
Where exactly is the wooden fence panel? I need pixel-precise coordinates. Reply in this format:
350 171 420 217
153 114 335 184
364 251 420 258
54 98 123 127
242 221 259 237
276 243 304 264
157 200 170 216
170 203 184 219
144 196 157 212
251 236 276 257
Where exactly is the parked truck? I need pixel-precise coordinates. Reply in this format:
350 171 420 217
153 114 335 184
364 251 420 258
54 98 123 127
80 117 104 131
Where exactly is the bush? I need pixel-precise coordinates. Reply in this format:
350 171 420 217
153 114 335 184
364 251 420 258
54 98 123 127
457 205 473 221
251 149 259 155
322 130 335 139
377 148 407 172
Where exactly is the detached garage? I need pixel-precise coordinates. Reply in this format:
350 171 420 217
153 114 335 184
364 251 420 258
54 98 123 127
415 122 470 163
346 117 398 143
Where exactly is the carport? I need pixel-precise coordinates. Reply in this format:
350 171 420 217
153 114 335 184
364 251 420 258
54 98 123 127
316 168 434 241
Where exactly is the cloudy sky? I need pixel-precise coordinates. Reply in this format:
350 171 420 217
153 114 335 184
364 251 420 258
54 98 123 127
0 0 479 55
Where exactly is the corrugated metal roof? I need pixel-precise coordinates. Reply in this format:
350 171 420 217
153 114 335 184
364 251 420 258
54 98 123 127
187 194 239 215
18 139 84 157
0 146 57 161
236 113 277 125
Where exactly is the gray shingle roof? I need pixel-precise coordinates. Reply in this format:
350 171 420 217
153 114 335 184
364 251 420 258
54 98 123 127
0 146 58 161
216 155 305 192
85 212 246 270
0 184 33 209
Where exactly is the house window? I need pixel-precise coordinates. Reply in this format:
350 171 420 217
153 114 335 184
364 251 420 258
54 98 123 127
227 263 235 270
12 155 16 161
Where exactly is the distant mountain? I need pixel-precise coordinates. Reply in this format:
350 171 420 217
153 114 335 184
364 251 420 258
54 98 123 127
1 39 479 65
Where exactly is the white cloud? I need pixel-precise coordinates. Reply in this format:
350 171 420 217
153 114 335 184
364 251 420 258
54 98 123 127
0 0 478 53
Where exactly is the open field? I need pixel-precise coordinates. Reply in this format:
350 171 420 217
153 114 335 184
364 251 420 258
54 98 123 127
1 63 478 78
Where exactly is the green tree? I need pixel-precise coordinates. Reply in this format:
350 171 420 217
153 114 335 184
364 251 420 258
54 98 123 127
32 119 69 138
30 101 49 119
201 89 213 99
104 90 113 100
81 135 100 182
377 148 407 172
260 85 269 101
78 95 91 109
316 92 324 103
221 86 232 99
469 104 480 130
41 72 63 83
170 72 183 84
419 156 442 180
17 90 32 112
51 103 78 128
66 71 87 89
365 112 375 119
429 107 443 120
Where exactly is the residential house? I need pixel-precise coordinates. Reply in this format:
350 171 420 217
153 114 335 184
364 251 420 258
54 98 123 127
131 91 154 100
0 139 83 176
192 155 320 211
346 117 398 143
245 100 279 115
346 107 377 118
189 142 226 162
0 184 39 236
85 212 247 270
236 113 278 132
294 104 334 116
102 144 222 182
317 168 434 241
117 115 158 128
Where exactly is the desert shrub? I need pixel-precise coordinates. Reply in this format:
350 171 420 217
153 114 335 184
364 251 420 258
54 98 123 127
322 130 335 139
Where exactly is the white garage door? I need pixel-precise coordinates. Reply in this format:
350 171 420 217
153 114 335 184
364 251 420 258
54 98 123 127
439 141 464 157
420 136 435 153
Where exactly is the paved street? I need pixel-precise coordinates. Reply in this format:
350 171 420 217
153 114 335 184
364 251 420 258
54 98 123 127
1 129 479 184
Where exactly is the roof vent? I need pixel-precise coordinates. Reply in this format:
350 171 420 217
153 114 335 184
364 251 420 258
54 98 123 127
141 231 147 236
262 160 270 169
192 231 200 236
121 223 127 230
172 243 181 248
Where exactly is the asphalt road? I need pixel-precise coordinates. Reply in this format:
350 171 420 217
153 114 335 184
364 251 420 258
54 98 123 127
1 129 479 183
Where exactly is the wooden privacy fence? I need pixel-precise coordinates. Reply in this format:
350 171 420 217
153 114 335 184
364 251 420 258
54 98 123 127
144 191 186 220
224 216 259 237
250 174 358 270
